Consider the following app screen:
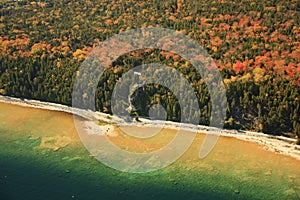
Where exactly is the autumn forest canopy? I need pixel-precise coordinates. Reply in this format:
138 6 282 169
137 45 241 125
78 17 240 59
0 0 299 138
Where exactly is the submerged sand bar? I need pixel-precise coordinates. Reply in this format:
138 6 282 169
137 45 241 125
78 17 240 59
0 95 299 161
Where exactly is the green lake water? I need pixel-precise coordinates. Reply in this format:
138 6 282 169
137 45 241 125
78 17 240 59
0 102 299 200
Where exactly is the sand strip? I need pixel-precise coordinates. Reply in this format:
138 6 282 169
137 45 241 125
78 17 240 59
0 95 299 161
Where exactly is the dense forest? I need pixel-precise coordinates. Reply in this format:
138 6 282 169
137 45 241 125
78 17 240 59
0 0 299 141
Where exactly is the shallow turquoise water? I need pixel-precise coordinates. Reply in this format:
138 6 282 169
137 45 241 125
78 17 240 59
0 103 299 200
0 135 234 200
1 129 299 200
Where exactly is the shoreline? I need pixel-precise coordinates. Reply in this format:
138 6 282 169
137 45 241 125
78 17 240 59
0 95 299 161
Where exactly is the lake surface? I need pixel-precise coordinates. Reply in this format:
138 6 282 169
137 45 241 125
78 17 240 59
0 102 299 199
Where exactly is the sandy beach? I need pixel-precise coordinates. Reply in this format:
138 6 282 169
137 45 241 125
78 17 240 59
0 95 299 161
